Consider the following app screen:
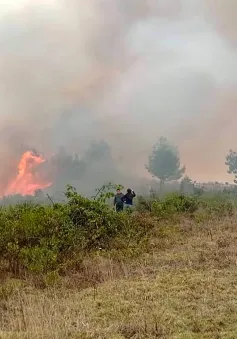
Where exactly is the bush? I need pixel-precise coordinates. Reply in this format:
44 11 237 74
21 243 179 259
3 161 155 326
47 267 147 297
0 186 142 275
135 195 155 212
1 186 236 277
151 194 199 218
65 185 126 249
199 194 235 217
0 202 77 273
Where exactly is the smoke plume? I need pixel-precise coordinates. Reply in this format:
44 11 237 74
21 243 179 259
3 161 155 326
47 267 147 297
0 0 236 194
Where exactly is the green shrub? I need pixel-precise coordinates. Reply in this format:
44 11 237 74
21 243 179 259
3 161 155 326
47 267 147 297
43 270 61 287
0 202 77 273
0 186 137 274
199 195 235 217
135 195 155 212
0 186 236 277
65 185 124 249
151 194 199 218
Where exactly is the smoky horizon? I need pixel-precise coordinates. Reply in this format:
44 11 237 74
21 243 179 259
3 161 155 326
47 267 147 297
0 0 237 196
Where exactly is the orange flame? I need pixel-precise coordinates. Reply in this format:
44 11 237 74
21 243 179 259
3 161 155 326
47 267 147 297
4 151 52 197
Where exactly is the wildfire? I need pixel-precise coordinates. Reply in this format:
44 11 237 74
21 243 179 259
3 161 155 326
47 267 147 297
4 151 52 197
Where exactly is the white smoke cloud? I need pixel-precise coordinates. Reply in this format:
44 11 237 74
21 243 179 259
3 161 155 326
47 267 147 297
0 0 236 190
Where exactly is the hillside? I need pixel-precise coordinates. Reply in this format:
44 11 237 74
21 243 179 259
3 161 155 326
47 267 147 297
1 191 237 338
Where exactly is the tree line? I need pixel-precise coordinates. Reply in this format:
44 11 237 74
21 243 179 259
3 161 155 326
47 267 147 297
146 136 237 188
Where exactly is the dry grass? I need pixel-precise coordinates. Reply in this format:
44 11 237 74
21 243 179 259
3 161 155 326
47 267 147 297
1 215 237 338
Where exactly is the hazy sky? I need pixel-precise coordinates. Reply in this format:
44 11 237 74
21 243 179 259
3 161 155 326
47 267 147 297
0 0 51 10
0 0 236 187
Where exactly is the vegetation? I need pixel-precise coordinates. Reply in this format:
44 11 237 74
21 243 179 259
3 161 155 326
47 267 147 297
146 137 185 192
1 139 237 339
226 149 237 184
0 185 150 276
0 183 237 338
0 185 236 277
180 175 194 195
0 187 237 338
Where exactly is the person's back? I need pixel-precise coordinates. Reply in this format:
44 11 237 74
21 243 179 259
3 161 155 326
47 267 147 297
114 189 124 212
123 188 136 208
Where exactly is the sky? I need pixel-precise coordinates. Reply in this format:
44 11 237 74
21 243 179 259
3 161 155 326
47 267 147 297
0 0 236 187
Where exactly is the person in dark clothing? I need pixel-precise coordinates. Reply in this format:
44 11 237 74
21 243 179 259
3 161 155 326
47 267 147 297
123 188 136 209
114 189 124 212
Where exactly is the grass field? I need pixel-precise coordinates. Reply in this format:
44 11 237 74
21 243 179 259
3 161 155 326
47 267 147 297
1 211 237 339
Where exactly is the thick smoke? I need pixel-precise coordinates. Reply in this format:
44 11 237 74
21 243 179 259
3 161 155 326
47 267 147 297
0 0 236 195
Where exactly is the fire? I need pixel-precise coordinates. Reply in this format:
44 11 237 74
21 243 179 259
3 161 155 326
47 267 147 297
4 151 52 197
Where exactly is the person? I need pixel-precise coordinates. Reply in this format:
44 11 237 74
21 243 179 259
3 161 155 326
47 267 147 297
123 188 136 209
114 188 124 212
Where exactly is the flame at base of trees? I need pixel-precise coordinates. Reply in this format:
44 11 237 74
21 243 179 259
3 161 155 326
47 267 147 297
4 151 52 197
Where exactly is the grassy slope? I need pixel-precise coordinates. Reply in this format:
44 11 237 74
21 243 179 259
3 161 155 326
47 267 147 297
1 215 237 339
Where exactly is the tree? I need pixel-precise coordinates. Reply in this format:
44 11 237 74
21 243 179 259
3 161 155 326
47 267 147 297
146 137 185 191
50 148 86 180
225 149 237 184
83 140 112 162
180 175 194 195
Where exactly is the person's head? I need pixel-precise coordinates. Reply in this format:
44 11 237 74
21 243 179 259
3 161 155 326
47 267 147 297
116 189 121 194
127 188 132 194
